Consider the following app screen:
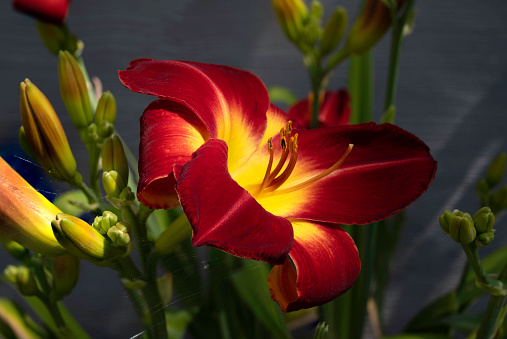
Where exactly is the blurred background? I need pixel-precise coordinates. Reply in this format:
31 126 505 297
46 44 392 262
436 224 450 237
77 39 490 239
1 0 507 337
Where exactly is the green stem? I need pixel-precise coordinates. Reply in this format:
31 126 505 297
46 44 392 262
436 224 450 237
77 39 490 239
87 144 101 196
122 206 167 339
324 48 351 75
476 262 507 339
311 79 322 129
461 242 491 287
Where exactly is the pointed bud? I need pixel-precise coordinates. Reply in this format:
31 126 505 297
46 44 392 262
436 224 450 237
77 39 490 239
439 210 455 233
58 51 93 131
36 21 79 56
345 0 404 55
473 207 495 234
51 213 128 266
449 214 476 245
95 91 117 126
0 238 29 260
16 266 38 296
20 79 78 180
121 278 147 290
4 265 19 284
157 273 173 305
476 231 495 247
486 153 507 188
0 157 66 256
102 136 129 186
154 214 191 255
272 0 309 44
92 211 119 235
52 254 80 300
320 7 347 56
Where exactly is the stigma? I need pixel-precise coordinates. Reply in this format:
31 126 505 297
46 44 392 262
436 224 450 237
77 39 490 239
255 121 354 198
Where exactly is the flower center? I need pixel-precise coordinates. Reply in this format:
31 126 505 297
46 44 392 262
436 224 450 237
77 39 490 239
254 121 354 198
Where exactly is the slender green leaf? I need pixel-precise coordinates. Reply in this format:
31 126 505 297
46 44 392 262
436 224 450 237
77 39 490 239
0 298 41 339
348 51 373 124
441 312 483 334
231 261 291 339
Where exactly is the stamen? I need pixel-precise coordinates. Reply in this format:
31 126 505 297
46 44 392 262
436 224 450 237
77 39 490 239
265 134 299 192
256 138 274 195
269 127 290 181
265 143 354 197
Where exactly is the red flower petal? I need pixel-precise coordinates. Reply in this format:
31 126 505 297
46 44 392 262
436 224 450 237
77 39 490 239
119 59 270 173
268 220 360 312
254 123 437 225
288 90 350 128
174 139 294 265
137 100 209 209
12 0 70 25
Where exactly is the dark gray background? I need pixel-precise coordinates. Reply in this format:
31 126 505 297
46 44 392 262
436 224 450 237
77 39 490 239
1 0 507 338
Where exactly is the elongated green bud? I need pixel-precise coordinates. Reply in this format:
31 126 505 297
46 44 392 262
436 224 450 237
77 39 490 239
473 207 495 234
95 91 116 126
20 79 78 181
58 50 93 131
448 214 476 245
102 136 129 185
492 185 507 212
102 171 125 198
320 7 347 56
486 153 507 188
16 266 38 296
272 0 308 44
18 126 36 160
52 254 80 300
51 213 129 266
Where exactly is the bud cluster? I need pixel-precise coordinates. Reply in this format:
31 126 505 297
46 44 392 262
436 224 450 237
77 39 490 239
4 265 38 296
52 213 132 266
92 211 131 247
439 207 496 247
476 153 507 213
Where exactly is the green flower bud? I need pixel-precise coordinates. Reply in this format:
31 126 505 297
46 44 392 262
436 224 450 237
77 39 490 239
92 211 119 234
0 238 29 260
4 265 19 284
320 7 347 56
486 153 507 188
439 210 455 233
97 121 114 139
473 207 495 233
95 91 117 126
16 266 37 296
102 170 125 198
20 79 78 181
102 136 129 186
52 254 80 300
476 178 491 206
272 0 309 45
449 214 476 245
58 50 93 131
36 21 80 56
157 273 173 305
476 231 495 247
51 213 129 266
107 223 130 247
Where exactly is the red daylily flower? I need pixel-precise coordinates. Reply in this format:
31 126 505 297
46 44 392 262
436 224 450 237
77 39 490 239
12 0 70 26
119 59 437 312
288 89 351 128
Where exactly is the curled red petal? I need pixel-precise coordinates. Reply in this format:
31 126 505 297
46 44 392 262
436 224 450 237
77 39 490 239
12 0 70 25
268 221 360 312
288 90 350 128
257 123 437 225
119 59 270 172
138 99 209 209
175 139 294 265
